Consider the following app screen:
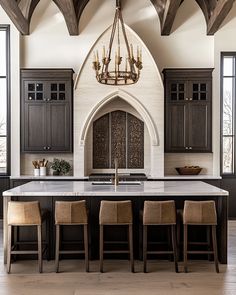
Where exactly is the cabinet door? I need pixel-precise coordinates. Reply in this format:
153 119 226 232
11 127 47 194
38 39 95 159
165 103 187 152
46 102 71 152
188 102 211 152
48 81 70 102
24 81 45 102
188 81 211 102
167 80 188 102
23 103 47 151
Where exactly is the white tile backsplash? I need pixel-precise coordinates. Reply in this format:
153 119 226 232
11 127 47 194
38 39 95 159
164 153 213 175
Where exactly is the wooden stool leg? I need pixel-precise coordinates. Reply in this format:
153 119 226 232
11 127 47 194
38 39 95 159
84 224 89 272
7 225 12 274
99 225 104 273
46 216 50 261
176 211 181 257
129 224 134 273
13 226 18 262
167 226 172 261
139 219 143 261
55 224 60 273
184 224 188 273
171 225 179 273
212 225 219 273
207 225 212 261
37 225 42 273
143 225 147 273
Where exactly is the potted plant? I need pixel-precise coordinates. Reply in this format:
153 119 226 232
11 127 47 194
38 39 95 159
50 158 71 175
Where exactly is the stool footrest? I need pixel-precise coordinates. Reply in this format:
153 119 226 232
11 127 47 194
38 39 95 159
104 241 128 244
15 241 48 245
147 251 174 255
11 250 38 255
187 251 214 254
148 241 169 245
59 250 85 255
188 242 209 245
60 241 84 245
103 250 130 254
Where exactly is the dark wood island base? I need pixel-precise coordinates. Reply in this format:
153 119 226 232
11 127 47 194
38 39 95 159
2 181 228 264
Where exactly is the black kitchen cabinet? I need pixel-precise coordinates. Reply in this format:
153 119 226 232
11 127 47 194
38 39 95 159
163 68 213 153
21 69 73 153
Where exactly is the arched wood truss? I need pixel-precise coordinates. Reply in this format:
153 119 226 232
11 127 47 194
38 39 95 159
0 0 89 35
0 0 235 35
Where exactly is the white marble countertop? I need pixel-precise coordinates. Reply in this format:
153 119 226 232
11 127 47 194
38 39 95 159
10 175 89 180
2 181 228 197
10 175 221 180
149 175 222 180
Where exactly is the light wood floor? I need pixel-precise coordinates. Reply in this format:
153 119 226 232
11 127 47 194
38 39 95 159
0 222 235 295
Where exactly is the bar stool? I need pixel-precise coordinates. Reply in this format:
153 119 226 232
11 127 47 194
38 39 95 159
7 201 48 274
142 200 178 273
99 200 134 273
55 200 89 272
183 200 219 273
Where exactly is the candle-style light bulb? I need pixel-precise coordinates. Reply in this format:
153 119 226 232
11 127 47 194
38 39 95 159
140 48 142 62
137 46 140 60
130 44 134 59
96 50 99 62
103 46 105 59
125 57 128 72
93 51 96 62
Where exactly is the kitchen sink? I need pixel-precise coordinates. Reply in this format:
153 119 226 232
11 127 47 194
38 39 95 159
91 181 142 185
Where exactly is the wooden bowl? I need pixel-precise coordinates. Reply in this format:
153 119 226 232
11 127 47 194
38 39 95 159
175 167 202 175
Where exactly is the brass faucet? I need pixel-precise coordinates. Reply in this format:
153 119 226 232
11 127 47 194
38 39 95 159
114 158 119 186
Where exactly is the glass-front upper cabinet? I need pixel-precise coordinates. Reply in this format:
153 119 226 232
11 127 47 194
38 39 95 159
24 80 69 102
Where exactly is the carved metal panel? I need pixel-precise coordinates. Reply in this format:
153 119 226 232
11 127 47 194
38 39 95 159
93 110 144 169
111 111 126 168
93 113 109 168
127 113 144 168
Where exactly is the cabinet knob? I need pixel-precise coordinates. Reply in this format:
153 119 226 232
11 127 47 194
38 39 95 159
186 98 189 101
43 98 47 101
189 98 193 101
47 146 51 150
185 147 189 150
43 146 47 150
189 147 192 150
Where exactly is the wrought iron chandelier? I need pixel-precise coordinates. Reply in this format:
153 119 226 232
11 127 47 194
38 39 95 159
92 0 143 86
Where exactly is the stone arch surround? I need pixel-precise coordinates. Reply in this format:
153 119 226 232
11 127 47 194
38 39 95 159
74 25 164 178
80 90 159 146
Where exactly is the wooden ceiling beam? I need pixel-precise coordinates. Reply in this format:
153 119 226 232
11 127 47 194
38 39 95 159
161 0 183 35
75 0 89 28
207 0 235 35
150 0 166 22
53 0 79 35
27 0 40 24
0 0 29 34
196 0 235 35
195 0 211 23
151 0 182 35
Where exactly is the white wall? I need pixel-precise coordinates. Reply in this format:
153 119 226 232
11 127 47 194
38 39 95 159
1 0 234 176
21 0 214 72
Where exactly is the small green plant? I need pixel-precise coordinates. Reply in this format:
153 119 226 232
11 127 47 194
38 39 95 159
50 158 71 175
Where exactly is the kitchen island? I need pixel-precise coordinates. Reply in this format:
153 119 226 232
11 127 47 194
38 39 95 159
2 181 228 263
